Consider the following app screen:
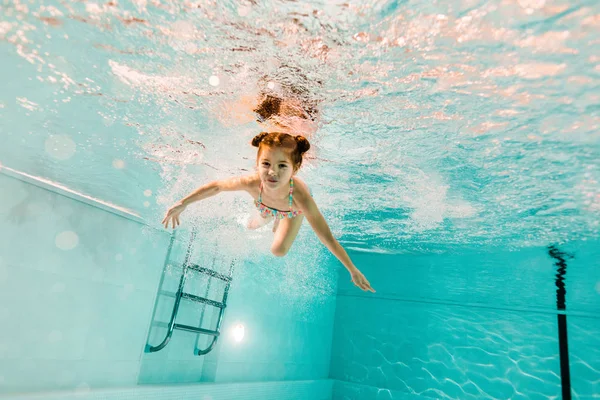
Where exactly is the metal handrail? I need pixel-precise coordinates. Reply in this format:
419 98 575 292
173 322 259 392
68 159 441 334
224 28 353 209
146 228 234 356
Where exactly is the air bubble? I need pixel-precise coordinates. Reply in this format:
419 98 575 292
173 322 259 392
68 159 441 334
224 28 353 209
237 6 251 17
55 231 79 250
209 75 220 87
112 159 126 169
45 135 76 161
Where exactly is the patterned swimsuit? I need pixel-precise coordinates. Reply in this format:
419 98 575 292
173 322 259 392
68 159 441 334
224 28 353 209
254 177 302 219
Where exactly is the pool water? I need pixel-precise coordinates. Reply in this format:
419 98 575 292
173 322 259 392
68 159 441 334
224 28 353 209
1 0 599 398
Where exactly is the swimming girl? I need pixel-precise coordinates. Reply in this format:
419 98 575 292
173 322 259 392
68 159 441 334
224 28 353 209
161 131 375 293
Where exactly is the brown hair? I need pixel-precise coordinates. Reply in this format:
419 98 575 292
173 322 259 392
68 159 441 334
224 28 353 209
254 95 282 122
251 132 311 170
254 95 318 122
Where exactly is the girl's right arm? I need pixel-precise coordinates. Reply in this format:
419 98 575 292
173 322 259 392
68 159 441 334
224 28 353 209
162 175 255 229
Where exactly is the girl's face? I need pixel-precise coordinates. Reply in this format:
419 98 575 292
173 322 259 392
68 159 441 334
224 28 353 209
257 146 296 189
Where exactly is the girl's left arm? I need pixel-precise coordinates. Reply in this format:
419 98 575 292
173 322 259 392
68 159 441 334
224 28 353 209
299 191 375 292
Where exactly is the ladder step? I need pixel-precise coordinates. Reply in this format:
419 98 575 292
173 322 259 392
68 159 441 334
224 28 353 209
174 323 220 336
187 264 232 282
181 292 226 309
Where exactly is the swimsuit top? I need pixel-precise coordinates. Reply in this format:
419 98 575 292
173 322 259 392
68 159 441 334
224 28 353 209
254 177 303 219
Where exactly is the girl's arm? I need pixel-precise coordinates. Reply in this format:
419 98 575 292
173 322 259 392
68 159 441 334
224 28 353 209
162 175 255 229
179 175 253 206
299 191 375 292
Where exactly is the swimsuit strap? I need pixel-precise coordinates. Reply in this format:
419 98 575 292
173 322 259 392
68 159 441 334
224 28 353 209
289 177 294 211
258 178 294 210
254 178 302 219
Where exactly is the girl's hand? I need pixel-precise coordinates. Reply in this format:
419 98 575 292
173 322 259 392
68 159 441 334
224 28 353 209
162 202 186 229
350 268 375 293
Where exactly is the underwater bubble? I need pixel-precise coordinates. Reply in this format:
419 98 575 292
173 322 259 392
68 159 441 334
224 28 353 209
144 189 152 197
171 20 195 37
45 135 76 161
237 6 251 17
55 231 79 250
209 75 220 87
518 0 546 10
112 159 126 169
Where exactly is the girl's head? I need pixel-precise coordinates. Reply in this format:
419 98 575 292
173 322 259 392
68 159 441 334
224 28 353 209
251 132 310 186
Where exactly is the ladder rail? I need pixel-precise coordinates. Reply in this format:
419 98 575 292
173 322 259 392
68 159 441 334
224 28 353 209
146 228 234 356
146 228 197 353
195 259 234 355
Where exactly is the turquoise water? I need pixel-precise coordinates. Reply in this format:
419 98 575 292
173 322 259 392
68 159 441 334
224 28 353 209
1 0 598 251
1 0 599 399
332 245 600 399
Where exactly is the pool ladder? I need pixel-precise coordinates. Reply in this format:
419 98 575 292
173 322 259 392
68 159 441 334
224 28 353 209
146 230 234 356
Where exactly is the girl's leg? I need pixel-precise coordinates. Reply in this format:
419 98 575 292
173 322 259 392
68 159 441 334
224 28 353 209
247 211 272 230
270 216 304 257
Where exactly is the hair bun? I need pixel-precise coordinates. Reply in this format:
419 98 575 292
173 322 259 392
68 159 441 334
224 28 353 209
251 132 269 147
294 135 311 154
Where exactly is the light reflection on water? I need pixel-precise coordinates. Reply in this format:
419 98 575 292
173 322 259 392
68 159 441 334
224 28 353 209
0 0 599 253
332 296 563 399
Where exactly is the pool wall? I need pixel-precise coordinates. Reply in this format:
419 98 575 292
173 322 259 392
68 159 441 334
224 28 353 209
139 242 337 386
0 172 337 395
0 172 171 393
330 245 600 399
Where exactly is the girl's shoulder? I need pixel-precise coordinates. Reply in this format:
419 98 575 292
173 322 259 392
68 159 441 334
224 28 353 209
243 173 260 184
241 173 261 190
292 176 312 202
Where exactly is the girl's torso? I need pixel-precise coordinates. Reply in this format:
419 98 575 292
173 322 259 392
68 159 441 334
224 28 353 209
247 175 308 219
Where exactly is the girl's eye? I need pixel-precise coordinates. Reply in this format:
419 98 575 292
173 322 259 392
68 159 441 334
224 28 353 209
262 162 270 166
279 164 287 168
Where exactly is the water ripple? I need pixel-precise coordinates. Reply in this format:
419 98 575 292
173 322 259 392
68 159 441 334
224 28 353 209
332 297 566 399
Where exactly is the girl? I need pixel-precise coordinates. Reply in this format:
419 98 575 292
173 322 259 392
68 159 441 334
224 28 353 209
162 132 374 293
